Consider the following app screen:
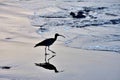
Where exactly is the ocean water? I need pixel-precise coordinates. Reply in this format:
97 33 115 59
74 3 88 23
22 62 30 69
13 0 120 53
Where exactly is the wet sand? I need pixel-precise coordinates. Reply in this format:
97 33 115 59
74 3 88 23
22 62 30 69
0 0 120 80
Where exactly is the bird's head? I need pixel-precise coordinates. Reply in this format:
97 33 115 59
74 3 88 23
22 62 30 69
55 33 65 38
70 12 75 16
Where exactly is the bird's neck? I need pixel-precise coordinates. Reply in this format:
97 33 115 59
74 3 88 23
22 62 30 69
54 35 58 40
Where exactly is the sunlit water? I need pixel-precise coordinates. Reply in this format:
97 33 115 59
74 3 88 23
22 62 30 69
12 0 120 53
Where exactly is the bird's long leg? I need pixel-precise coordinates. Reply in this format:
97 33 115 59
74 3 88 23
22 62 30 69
45 52 47 62
48 55 56 63
45 46 50 62
45 46 47 62
45 46 49 55
48 46 56 54
45 46 47 55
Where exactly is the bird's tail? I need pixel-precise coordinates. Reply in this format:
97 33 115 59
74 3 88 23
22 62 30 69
34 42 43 48
35 63 40 66
34 44 39 48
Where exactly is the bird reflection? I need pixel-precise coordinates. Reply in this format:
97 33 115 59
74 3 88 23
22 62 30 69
35 55 63 73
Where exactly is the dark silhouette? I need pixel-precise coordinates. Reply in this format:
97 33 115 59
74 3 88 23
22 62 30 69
34 33 65 55
70 11 86 18
35 55 63 73
0 66 11 69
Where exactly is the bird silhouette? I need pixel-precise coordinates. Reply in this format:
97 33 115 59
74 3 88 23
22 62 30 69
34 33 65 55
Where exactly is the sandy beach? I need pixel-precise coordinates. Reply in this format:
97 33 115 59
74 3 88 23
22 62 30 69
0 0 120 80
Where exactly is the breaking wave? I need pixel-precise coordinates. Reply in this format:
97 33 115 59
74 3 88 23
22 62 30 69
29 0 120 53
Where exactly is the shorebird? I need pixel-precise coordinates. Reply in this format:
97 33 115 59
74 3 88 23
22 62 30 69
34 33 65 55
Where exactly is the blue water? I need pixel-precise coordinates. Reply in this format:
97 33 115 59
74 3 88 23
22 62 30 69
18 0 120 53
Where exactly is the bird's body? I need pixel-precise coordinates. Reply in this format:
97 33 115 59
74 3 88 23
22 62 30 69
34 38 56 47
34 33 65 55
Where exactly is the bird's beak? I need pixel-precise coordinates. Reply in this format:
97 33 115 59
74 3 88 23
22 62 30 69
59 34 65 38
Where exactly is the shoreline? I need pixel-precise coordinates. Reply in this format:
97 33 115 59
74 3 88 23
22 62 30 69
0 0 120 80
